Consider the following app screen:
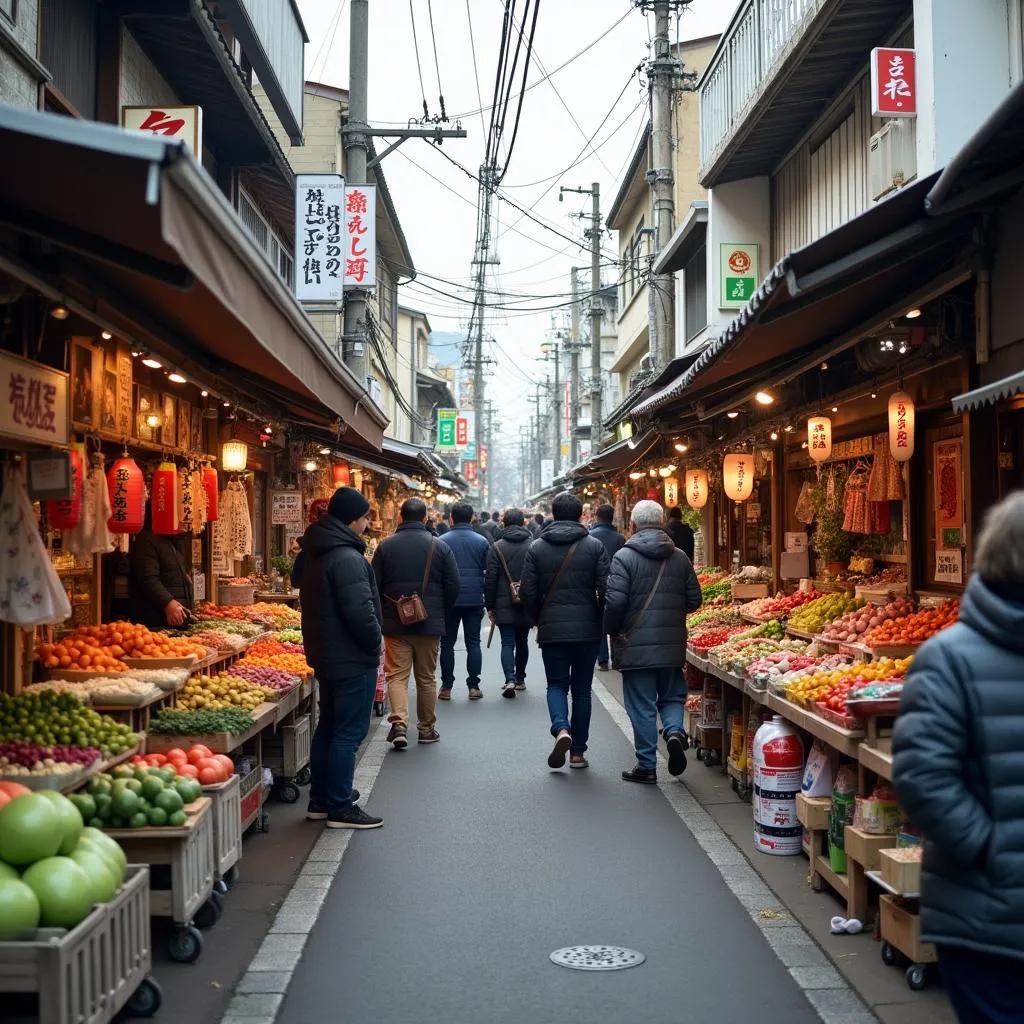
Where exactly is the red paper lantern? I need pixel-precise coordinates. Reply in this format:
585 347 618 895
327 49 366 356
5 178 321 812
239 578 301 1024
202 466 219 522
106 457 145 534
46 448 83 530
332 462 350 487
151 461 180 534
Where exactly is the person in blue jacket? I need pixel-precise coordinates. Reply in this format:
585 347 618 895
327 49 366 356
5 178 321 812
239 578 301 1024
438 502 491 700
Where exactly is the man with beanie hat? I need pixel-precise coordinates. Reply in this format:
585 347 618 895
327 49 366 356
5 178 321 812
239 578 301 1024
300 486 384 829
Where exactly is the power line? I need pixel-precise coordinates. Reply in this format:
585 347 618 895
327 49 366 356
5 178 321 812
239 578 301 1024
465 0 488 141
408 0 429 120
308 1 347 99
426 0 447 121
495 0 541 183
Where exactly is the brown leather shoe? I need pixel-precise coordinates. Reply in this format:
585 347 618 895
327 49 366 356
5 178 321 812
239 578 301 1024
468 688 483 700
437 688 452 701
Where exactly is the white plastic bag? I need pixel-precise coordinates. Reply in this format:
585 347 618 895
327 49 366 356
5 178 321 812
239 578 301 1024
801 740 833 797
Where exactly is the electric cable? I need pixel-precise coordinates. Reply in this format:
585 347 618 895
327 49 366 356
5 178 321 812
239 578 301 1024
495 0 541 183
426 0 447 121
308 1 348 99
465 0 488 140
408 0 430 120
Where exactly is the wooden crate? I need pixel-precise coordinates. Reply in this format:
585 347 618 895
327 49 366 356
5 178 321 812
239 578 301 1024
879 895 936 964
880 847 922 894
203 774 242 879
263 714 311 779
732 583 770 600
845 826 896 872
796 793 831 831
0 866 151 1024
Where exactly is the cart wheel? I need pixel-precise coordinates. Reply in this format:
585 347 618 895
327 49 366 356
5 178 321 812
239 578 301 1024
167 925 203 963
730 776 738 793
276 781 300 804
210 888 226 912
258 810 271 832
881 942 899 967
905 964 929 990
224 864 240 887
125 976 163 1017
194 897 221 931
294 766 311 786
214 879 229 896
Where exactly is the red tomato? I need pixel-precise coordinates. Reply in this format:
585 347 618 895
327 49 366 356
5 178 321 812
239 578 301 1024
165 748 187 763
187 744 213 766
130 755 145 765
0 781 31 801
195 757 224 780
177 763 199 779
198 767 221 786
212 755 235 777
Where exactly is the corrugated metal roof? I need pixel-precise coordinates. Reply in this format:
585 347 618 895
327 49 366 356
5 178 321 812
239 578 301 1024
951 371 1024 413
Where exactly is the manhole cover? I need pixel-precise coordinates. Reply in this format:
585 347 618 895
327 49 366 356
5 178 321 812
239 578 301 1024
549 945 646 971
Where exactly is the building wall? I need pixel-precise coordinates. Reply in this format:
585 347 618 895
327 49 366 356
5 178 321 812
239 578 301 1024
0 0 41 108
610 189 651 374
672 36 717 216
118 25 177 109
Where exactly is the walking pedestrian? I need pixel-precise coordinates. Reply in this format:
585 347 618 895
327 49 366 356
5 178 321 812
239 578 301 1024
438 502 490 700
372 498 459 750
664 506 695 561
300 486 383 829
589 504 625 671
520 492 609 769
434 512 449 537
893 492 1024 1023
529 512 545 538
480 511 501 543
484 507 533 698
603 500 702 784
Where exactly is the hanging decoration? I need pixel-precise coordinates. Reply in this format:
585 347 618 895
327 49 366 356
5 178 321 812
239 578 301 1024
106 457 146 534
221 440 248 473
151 462 180 534
202 465 219 522
722 453 755 503
887 390 915 462
807 415 832 463
46 447 84 530
332 462 351 487
663 476 679 508
66 453 114 557
685 469 709 509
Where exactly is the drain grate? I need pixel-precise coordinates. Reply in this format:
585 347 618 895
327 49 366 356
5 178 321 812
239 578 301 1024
549 945 646 971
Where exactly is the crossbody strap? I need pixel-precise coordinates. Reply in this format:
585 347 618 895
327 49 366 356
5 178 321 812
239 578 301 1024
420 538 436 592
540 541 579 619
495 542 517 589
623 560 667 638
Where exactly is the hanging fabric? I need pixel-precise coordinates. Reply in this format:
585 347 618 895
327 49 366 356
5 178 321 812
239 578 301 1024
66 453 114 557
867 432 905 502
826 467 838 513
842 464 871 534
214 480 253 562
0 462 72 627
794 480 815 524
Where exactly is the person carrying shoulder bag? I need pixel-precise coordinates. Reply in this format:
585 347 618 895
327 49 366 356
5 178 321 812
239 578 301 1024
484 508 533 698
603 500 702 785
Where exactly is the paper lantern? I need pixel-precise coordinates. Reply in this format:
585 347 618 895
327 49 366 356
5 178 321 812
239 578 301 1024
663 476 679 508
807 415 832 463
151 462 180 534
685 469 708 509
106 457 146 534
723 453 755 503
221 440 248 473
887 391 915 462
333 462 351 487
202 466 219 521
46 448 83 530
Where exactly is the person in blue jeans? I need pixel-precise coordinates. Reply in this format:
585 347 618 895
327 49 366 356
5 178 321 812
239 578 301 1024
438 501 490 700
520 493 609 769
299 487 384 828
484 508 533 697
603 499 702 784
589 504 625 670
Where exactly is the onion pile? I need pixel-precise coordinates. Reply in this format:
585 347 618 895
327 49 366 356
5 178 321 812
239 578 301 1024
819 597 915 642
226 664 300 692
0 741 101 772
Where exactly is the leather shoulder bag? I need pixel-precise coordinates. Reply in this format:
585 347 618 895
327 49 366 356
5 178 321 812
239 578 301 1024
495 543 522 605
387 538 435 626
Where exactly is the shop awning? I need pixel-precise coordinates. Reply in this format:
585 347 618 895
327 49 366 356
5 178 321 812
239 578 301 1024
569 426 660 481
951 370 1024 413
652 203 707 276
341 437 439 479
631 172 984 424
0 105 388 449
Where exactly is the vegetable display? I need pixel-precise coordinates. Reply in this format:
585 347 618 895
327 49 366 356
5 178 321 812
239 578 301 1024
37 622 207 670
149 707 256 736
864 600 959 648
0 692 136 756
819 597 915 642
787 593 864 634
130 745 235 787
227 664 301 693
784 657 912 705
176 673 275 712
743 590 823 621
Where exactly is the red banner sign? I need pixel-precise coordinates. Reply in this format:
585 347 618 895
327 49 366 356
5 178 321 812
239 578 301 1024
871 47 916 117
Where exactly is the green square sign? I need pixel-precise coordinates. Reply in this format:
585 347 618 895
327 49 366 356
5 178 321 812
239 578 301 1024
720 243 760 310
437 409 457 450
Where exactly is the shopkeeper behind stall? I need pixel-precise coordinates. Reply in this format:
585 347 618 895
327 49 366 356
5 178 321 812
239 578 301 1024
129 503 195 628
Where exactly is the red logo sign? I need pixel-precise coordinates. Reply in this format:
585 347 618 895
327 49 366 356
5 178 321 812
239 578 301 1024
727 250 751 274
871 47 916 117
456 417 469 447
463 460 477 482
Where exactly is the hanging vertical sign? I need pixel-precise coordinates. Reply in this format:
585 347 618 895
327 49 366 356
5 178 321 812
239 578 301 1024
870 47 916 117
436 409 457 451
344 184 377 288
295 174 345 301
479 445 488 472
934 438 963 550
463 460 477 483
456 410 475 450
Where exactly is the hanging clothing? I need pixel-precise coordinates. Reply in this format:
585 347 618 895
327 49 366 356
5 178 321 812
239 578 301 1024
65 454 114 558
842 465 871 534
794 480 815 524
214 481 252 562
867 432 905 502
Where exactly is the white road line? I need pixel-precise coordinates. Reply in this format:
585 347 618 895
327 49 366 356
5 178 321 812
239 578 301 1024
591 679 879 1024
220 715 389 1024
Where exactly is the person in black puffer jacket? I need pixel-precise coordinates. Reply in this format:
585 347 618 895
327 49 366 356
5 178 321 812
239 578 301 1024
893 492 1024 1022
603 500 702 785
300 487 383 831
520 492 609 770
372 498 459 748
484 508 534 697
589 504 625 670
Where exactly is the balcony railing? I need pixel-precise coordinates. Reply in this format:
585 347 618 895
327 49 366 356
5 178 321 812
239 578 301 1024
700 0 823 172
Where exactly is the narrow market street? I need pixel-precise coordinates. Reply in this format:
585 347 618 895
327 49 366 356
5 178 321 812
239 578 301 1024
224 639 860 1024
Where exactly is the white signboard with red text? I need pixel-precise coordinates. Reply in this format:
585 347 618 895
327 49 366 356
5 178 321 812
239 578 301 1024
870 48 916 117
122 106 203 156
0 352 69 447
342 184 376 289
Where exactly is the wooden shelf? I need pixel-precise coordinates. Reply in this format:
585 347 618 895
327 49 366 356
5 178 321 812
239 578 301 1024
859 738 893 781
814 853 850 896
866 869 919 899
145 701 278 754
766 693 863 756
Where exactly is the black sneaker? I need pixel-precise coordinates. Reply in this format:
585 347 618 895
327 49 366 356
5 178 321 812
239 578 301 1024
597 662 610 671
502 681 517 699
307 790 359 820
387 724 408 749
621 765 658 785
327 806 383 830
666 731 688 777
418 729 440 744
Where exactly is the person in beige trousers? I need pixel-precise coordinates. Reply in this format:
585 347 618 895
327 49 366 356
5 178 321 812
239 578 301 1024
371 499 460 748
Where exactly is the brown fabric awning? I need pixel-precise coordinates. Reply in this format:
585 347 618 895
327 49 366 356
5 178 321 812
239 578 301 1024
0 104 387 449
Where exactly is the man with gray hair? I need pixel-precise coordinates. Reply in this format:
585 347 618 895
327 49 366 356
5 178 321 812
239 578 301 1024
604 499 702 784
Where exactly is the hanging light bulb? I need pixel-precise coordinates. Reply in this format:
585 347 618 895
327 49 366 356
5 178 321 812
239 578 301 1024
49 305 69 320
755 391 774 405
727 411 739 419
658 466 672 478
100 330 112 341
770 431 779 441
168 372 187 384
304 459 318 473
674 442 688 454
142 357 162 369
221 440 248 472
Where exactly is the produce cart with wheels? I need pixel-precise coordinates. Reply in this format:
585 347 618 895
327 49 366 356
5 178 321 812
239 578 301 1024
0 865 161 1023
262 712 311 804
105 798 216 962
201 774 242 890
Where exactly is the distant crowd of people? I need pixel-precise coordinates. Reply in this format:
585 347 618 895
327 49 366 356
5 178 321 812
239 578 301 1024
297 487 701 828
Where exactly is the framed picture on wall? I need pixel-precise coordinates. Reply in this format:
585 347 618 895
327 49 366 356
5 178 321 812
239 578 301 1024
177 400 191 450
191 406 203 452
161 394 176 449
136 386 155 441
70 341 95 426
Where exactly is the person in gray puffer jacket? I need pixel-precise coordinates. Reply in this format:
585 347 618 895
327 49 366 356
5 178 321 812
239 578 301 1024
893 491 1024 1023
603 500 702 785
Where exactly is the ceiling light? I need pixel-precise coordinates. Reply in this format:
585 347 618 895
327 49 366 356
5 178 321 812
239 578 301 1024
629 471 643 480
831 406 838 413
784 425 794 433
898 340 909 355
755 390 774 405
727 411 739 419
905 308 921 319
131 350 141 358
871 392 877 399
223 401 231 408
201 390 209 397
49 305 69 320
318 447 331 455
303 459 318 472
770 431 779 441
674 442 688 453
168 372 187 384
100 330 112 340
142 358 162 369
820 362 828 371
144 412 163 429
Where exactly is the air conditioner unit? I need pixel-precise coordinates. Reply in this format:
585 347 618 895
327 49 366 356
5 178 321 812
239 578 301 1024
869 118 917 202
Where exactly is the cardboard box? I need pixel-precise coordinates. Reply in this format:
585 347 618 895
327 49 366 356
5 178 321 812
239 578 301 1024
796 793 831 831
880 846 922 894
844 826 893 870
879 894 936 963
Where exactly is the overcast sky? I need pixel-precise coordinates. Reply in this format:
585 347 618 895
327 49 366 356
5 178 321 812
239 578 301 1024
295 0 733 446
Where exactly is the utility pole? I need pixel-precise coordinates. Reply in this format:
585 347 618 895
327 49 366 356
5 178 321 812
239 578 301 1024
340 0 466 388
541 337 561 477
568 268 581 467
530 384 543 495
647 1 680 369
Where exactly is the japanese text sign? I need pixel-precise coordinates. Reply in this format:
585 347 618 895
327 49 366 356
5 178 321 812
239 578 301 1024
871 48 916 117
479 445 488 472
122 105 203 156
0 352 69 446
935 550 962 585
463 459 477 482
719 243 759 309
271 490 303 526
456 410 475 451
343 185 377 288
295 174 346 301
437 409 457 451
